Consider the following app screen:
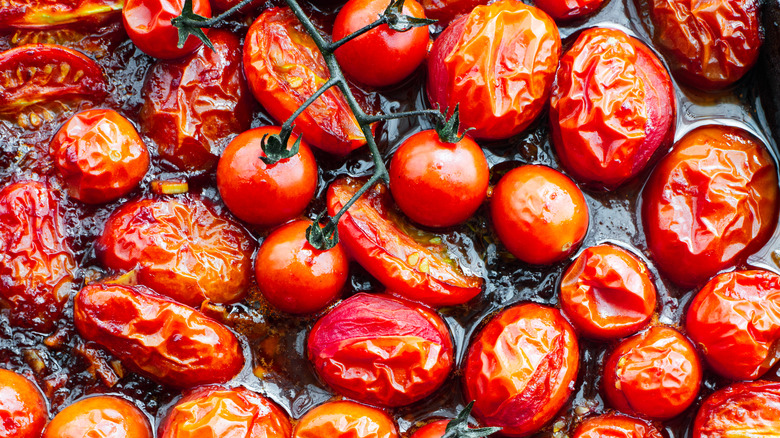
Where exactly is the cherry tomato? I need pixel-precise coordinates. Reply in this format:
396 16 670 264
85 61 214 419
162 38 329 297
550 27 675 190
43 396 152 438
50 108 149 204
327 177 483 307
123 0 210 60
685 269 780 381
417 0 487 25
140 30 253 171
463 303 579 437
559 244 657 340
572 414 663 438
389 130 489 228
692 381 780 438
0 0 123 29
0 369 47 438
427 0 561 140
602 326 702 420
293 401 399 438
409 420 448 438
74 283 244 388
491 165 589 265
96 197 254 307
243 8 366 155
308 293 453 407
536 0 606 21
642 125 779 287
216 126 318 227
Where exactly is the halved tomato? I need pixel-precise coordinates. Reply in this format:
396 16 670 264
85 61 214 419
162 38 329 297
0 0 124 29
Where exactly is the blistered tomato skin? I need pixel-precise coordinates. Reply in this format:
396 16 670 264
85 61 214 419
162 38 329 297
0 369 47 438
123 0 210 59
572 414 663 438
0 0 124 29
550 28 676 190
308 293 453 407
463 303 579 437
685 270 780 381
536 0 606 21
642 125 779 288
293 401 399 438
692 381 780 438
427 0 561 140
42 396 152 438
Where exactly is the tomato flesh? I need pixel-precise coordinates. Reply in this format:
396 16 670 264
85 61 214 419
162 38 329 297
0 0 124 29
0 369 47 438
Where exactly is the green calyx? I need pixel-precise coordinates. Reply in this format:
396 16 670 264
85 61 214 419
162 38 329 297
383 0 436 32
441 402 502 438
171 0 213 50
260 127 301 165
435 105 471 144
306 211 339 250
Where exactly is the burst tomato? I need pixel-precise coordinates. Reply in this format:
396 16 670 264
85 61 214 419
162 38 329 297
572 414 663 438
692 381 780 438
0 369 47 438
536 0 606 21
293 401 399 438
123 0 211 60
43 396 152 438
0 0 124 29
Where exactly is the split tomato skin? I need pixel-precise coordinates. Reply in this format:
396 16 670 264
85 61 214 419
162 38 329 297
0 369 47 438
536 0 606 21
122 0 211 60
572 414 663 438
293 401 399 438
692 381 780 438
42 396 152 438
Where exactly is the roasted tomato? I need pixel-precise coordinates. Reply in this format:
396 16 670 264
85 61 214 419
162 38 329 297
685 270 780 381
692 381 780 438
550 27 675 190
0 181 76 331
49 108 149 204
417 0 486 25
158 385 292 438
463 303 579 437
536 0 606 21
327 177 483 307
243 8 366 155
646 0 762 90
42 396 152 438
0 0 123 29
389 130 489 228
559 244 656 340
123 0 210 60
572 414 663 438
74 283 244 388
216 126 318 227
409 420 448 438
0 369 47 438
293 401 399 438
140 30 253 171
602 326 702 420
96 197 254 307
642 125 779 287
427 0 561 140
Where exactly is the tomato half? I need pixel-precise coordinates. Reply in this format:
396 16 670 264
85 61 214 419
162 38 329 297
123 0 211 60
536 0 606 21
692 381 780 438
0 0 124 29
42 396 152 438
572 414 663 438
293 401 399 438
0 369 47 438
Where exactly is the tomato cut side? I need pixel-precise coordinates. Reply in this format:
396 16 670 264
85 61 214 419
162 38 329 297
0 0 124 29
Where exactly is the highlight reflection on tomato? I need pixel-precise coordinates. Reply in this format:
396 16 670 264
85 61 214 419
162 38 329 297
123 0 211 59
42 396 152 438
293 401 399 438
0 369 47 438
572 414 663 438
692 381 780 438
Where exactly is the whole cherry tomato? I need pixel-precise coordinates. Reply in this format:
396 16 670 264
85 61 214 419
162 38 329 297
308 293 453 407
389 129 489 228
122 0 211 60
327 177 483 307
43 395 152 438
216 127 318 227
550 27 675 190
559 244 656 340
0 0 124 29
409 420 448 438
463 303 579 437
536 0 606 21
642 125 779 287
293 401 399 438
602 326 702 420
572 414 663 438
692 381 780 438
0 369 47 438
427 0 561 140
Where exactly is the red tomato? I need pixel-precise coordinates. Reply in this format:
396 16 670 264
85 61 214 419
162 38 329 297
572 414 663 438
293 401 399 438
550 27 676 189
123 0 211 60
0 0 123 29
602 326 702 420
389 130 489 228
642 125 779 287
491 165 589 265
327 177 483 307
559 244 657 340
216 127 318 227
243 8 366 155
409 420 448 438
417 0 487 25
535 0 606 21
427 0 561 140
308 293 453 407
692 381 780 438
685 270 780 381
0 369 47 438
42 396 152 438
463 303 579 437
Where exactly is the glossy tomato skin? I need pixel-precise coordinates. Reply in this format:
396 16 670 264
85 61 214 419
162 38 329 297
550 28 676 190
427 0 561 140
293 401 399 438
685 270 780 381
642 125 779 287
602 326 702 420
74 283 244 388
692 381 780 438
560 244 657 340
122 0 210 60
308 293 453 407
572 414 663 438
389 130 489 228
0 369 47 438
217 127 318 227
43 396 152 438
463 303 579 437
536 0 606 21
327 178 483 307
0 0 124 29
409 420 448 438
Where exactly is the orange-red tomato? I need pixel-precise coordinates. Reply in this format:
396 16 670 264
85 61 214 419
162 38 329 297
308 293 453 407
42 396 152 438
293 401 399 438
692 381 780 438
642 125 779 287
559 244 656 340
463 303 579 437
327 178 483 307
535 0 606 21
409 420 449 438
0 369 47 438
572 414 663 438
602 326 702 420
216 126 318 227
427 0 561 140
0 0 124 29
550 27 675 190
122 0 211 60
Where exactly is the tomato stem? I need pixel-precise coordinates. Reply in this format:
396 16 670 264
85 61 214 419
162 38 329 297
365 109 444 124
327 18 388 52
442 401 502 438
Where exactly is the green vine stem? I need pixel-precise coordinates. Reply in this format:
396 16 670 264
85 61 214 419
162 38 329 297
442 402 502 438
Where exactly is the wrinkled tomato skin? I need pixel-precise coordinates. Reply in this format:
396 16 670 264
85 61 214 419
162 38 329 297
308 293 454 408
602 326 702 420
0 181 76 331
96 197 254 307
463 303 579 437
0 369 47 438
293 401 399 438
536 0 606 21
685 270 780 381
409 420 448 438
0 0 124 29
559 244 657 340
550 28 676 190
427 0 561 140
140 30 252 171
692 381 780 438
123 0 210 60
74 283 244 388
642 125 779 288
572 414 663 438
327 178 483 307
243 8 366 155
216 126 318 227
43 396 152 438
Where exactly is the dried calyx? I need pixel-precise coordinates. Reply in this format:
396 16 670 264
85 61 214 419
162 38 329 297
442 402 502 438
